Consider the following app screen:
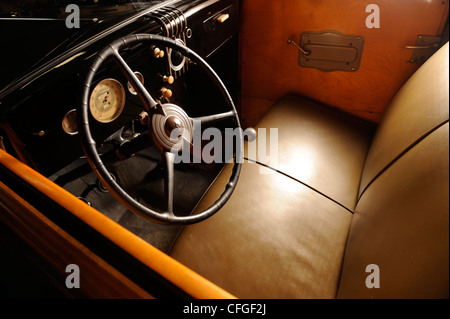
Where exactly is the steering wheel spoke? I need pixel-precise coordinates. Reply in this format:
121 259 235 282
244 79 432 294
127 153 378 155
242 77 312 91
163 150 175 214
191 110 235 128
112 49 165 116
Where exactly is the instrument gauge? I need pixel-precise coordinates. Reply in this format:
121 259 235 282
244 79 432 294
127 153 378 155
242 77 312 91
168 38 187 72
127 71 144 95
62 109 78 135
89 78 126 123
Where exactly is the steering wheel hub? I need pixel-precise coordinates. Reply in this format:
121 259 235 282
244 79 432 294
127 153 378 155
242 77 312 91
164 116 183 136
151 103 192 151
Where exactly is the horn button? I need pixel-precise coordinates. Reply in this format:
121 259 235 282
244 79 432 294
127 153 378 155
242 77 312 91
150 103 193 151
164 115 183 137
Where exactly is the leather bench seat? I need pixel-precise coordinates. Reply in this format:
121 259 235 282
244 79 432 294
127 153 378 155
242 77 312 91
169 42 449 298
358 44 450 197
338 123 449 298
170 161 353 298
244 95 375 210
170 96 376 298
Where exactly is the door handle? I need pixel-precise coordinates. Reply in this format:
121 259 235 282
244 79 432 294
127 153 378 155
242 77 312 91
405 43 439 49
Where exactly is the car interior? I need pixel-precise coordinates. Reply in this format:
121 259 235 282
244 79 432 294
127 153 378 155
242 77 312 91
0 0 448 299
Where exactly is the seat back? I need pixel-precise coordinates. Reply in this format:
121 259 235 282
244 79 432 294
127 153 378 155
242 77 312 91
337 42 449 298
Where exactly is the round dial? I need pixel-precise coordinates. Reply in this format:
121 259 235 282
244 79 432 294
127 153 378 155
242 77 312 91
62 109 78 135
127 71 144 95
168 38 187 72
89 78 126 123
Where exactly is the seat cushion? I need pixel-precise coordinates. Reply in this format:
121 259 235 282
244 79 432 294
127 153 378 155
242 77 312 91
358 42 449 196
170 162 352 298
245 95 374 210
338 123 449 298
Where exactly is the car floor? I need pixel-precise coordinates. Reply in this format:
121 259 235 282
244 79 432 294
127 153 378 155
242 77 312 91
49 144 223 253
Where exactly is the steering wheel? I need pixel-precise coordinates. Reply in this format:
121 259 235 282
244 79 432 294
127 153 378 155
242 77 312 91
78 34 242 224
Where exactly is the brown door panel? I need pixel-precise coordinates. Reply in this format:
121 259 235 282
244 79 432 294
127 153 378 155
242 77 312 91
239 0 449 127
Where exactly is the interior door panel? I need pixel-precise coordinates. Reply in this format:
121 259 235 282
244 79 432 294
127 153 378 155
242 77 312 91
239 0 449 127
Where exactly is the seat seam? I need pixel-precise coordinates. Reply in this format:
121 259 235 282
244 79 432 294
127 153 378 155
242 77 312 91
244 157 355 214
356 119 449 203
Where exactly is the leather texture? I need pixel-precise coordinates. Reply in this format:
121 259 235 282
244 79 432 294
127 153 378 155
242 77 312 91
245 95 374 210
358 42 449 197
338 123 449 298
170 162 352 298
170 42 449 298
337 43 450 298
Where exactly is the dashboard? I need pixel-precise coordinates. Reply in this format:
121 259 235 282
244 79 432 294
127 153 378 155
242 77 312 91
0 0 239 177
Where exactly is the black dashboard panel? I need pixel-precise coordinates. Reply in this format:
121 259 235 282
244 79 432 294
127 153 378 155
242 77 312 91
183 0 239 58
0 0 239 177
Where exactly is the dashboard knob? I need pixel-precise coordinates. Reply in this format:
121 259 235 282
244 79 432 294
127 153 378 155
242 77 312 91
244 127 257 142
163 75 174 84
161 87 172 98
217 13 229 23
153 47 165 58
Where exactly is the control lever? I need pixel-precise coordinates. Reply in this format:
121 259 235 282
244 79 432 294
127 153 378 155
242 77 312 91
244 127 257 142
102 117 147 147
287 39 310 56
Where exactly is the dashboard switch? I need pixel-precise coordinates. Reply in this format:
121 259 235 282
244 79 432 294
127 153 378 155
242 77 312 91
163 75 174 84
161 87 173 98
217 13 229 23
152 47 165 58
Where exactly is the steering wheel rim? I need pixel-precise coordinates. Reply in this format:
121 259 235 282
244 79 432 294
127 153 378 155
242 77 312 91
78 34 242 225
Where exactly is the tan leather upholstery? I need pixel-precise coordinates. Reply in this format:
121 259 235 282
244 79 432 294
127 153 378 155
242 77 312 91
337 43 449 298
170 162 353 298
338 124 449 298
170 42 449 298
358 42 449 196
171 100 375 298
245 95 374 210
